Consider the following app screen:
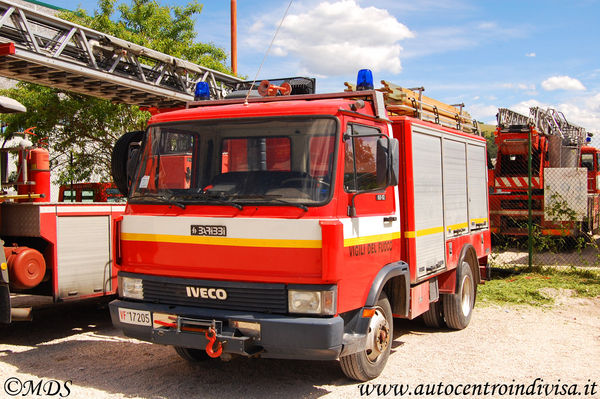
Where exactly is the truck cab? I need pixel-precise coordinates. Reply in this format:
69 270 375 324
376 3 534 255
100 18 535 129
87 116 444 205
580 146 600 193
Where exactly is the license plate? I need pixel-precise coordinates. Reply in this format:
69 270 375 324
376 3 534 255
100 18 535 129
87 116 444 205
118 308 151 326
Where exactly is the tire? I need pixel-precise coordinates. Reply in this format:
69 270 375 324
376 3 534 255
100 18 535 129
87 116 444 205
173 346 212 362
340 292 393 381
442 261 475 330
111 130 144 197
422 297 445 328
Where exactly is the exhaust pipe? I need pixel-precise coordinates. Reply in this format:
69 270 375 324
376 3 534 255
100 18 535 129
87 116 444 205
11 307 32 321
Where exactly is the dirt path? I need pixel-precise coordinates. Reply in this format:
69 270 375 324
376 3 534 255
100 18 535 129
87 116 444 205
0 296 598 398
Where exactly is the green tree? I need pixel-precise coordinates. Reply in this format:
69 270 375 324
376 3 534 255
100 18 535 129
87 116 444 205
0 0 230 185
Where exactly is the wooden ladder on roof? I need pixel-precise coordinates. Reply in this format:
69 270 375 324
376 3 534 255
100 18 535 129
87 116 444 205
344 80 478 134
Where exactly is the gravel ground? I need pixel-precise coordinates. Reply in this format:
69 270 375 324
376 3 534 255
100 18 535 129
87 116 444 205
0 293 598 399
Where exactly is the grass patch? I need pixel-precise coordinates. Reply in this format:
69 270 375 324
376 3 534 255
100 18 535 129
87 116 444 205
478 266 600 306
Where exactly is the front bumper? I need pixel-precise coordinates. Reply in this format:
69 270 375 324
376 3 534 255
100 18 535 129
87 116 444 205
109 299 344 360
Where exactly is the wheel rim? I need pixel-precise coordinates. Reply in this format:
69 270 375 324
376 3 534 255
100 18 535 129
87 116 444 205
365 307 390 363
460 273 473 317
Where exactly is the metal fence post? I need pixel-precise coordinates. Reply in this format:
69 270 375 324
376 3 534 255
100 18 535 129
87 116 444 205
528 126 533 267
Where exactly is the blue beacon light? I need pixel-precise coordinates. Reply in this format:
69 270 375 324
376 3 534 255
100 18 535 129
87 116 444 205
356 69 374 91
194 81 211 101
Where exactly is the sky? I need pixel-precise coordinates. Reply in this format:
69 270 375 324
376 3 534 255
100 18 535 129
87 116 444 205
46 0 600 134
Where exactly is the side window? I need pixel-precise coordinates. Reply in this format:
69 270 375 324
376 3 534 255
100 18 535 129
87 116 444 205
344 124 382 192
581 153 594 171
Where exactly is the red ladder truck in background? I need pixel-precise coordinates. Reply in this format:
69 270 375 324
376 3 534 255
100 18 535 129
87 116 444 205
489 107 599 237
0 0 242 323
108 72 491 381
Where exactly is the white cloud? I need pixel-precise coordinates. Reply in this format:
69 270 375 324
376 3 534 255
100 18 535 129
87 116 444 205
246 0 413 76
401 18 528 59
555 93 600 133
510 99 549 116
525 52 536 57
541 76 586 91
469 103 500 123
505 95 600 133
501 83 536 91
478 21 497 30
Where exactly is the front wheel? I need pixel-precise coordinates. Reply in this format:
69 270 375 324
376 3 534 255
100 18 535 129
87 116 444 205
442 261 475 330
340 292 393 381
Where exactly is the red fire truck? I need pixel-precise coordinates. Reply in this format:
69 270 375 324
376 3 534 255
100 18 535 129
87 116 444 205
0 0 241 323
0 134 126 322
109 75 491 381
489 107 598 236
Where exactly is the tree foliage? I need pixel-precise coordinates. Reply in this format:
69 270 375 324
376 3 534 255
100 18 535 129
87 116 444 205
0 0 229 185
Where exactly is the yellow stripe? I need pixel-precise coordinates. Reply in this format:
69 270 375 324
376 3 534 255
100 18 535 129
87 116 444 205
404 226 444 238
470 218 488 225
343 232 401 247
121 232 322 249
446 222 468 231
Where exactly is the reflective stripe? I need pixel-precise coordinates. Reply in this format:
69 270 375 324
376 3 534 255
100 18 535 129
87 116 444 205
343 232 401 247
470 218 488 225
121 232 322 248
404 226 444 238
446 222 468 231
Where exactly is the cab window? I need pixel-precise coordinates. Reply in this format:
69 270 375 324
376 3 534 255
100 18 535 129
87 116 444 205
344 124 382 192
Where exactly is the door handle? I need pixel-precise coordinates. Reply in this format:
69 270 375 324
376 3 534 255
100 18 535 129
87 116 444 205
383 216 397 223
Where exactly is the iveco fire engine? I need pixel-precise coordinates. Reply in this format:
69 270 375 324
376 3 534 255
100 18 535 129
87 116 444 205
109 72 491 381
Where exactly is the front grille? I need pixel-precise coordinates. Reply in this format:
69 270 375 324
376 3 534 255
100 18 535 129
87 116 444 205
142 276 287 314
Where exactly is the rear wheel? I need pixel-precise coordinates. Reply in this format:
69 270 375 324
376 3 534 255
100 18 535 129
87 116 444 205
443 261 475 330
340 293 393 381
173 346 212 362
422 297 445 328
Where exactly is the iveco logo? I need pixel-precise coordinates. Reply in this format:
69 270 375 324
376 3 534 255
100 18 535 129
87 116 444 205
186 286 228 300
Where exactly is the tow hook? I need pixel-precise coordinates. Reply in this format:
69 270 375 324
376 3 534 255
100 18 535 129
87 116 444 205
205 327 223 358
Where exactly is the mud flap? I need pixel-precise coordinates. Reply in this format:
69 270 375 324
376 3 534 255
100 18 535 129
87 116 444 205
0 284 10 324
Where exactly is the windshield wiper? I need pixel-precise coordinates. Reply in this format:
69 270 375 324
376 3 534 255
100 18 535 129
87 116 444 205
179 191 243 210
129 193 186 209
232 194 308 211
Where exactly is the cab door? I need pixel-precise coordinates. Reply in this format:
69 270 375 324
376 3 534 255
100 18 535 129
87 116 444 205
340 120 400 267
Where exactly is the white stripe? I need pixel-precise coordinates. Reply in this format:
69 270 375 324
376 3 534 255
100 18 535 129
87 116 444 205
340 215 400 240
122 215 323 240
40 204 125 214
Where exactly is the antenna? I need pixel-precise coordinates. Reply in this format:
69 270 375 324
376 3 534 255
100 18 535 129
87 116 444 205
244 0 294 105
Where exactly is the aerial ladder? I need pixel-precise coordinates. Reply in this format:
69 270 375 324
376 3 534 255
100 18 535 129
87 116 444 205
0 0 243 109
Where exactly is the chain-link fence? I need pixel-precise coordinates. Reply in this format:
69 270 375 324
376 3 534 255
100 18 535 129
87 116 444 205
486 108 600 268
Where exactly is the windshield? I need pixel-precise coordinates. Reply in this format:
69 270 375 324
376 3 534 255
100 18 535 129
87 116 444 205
130 117 338 208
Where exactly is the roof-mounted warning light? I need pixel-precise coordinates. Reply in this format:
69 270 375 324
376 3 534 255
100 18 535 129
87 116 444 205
226 77 316 99
194 82 211 101
356 69 374 91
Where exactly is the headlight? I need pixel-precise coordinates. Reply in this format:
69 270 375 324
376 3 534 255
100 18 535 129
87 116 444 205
288 288 336 315
119 276 144 300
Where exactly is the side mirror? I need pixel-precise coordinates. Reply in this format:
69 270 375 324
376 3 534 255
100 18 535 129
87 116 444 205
389 138 399 186
376 137 400 187
111 130 145 197
376 137 388 187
